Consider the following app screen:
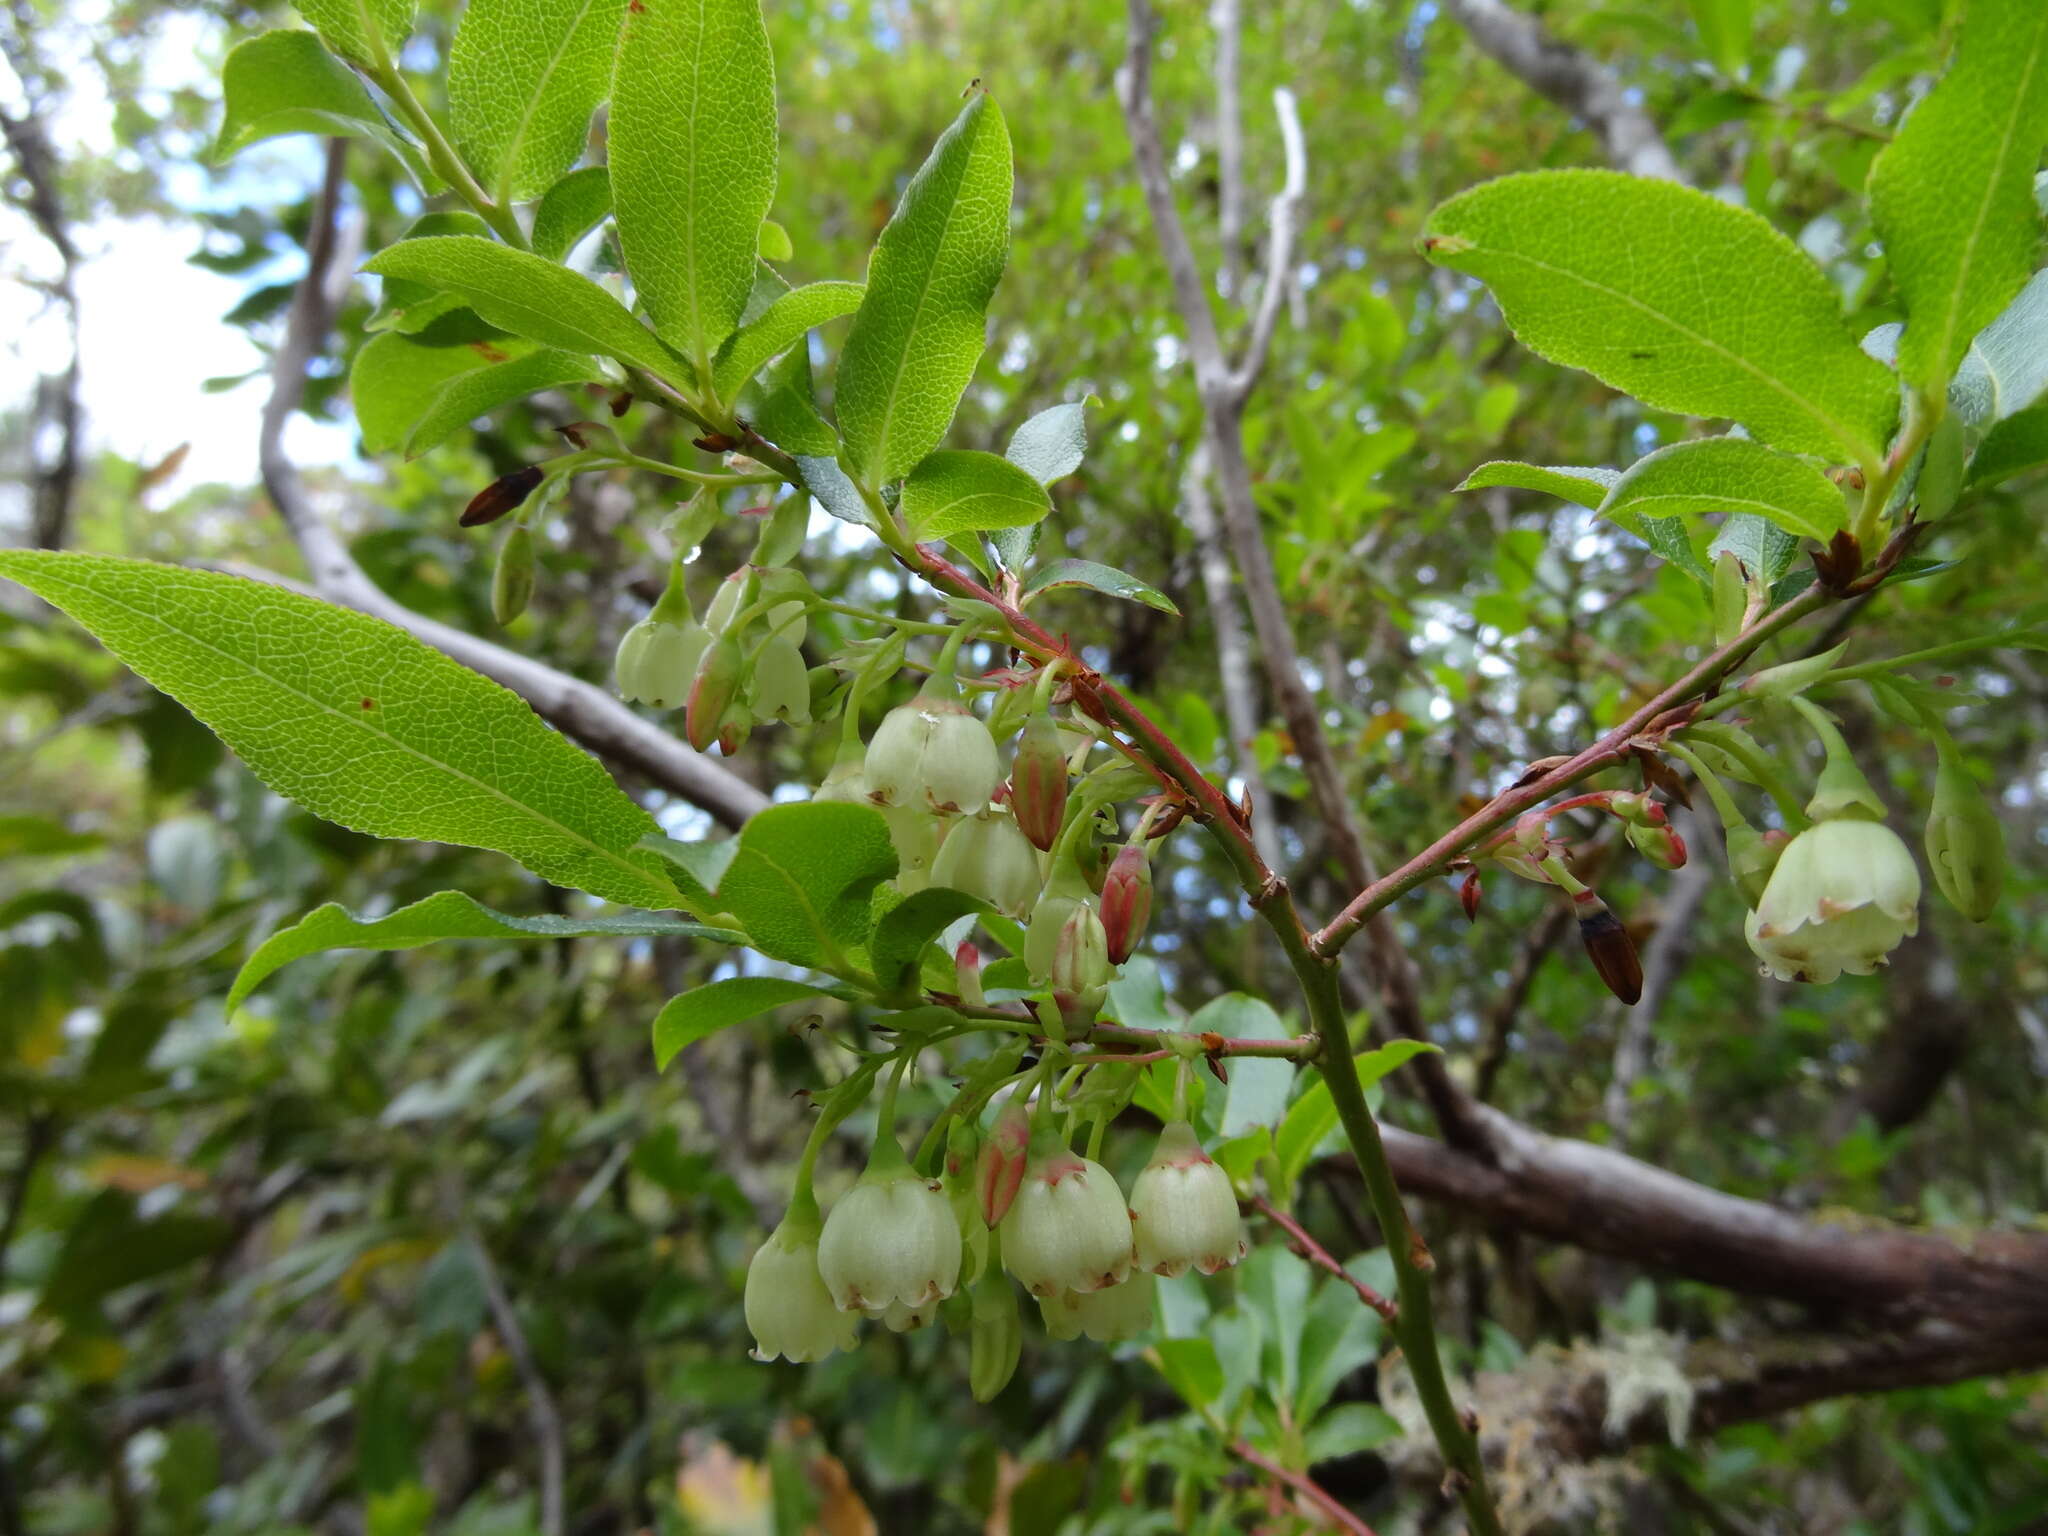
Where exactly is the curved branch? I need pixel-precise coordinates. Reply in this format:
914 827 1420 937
1438 0 1684 182
256 142 768 832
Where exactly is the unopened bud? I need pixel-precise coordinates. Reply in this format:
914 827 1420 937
686 635 744 751
1009 713 1070 851
1627 819 1688 870
1575 891 1642 1005
1049 901 1112 999
954 939 985 1008
975 1099 1031 1227
716 703 752 757
491 524 536 625
1925 746 2003 922
968 1269 1022 1401
460 464 543 527
1099 845 1153 965
1711 550 1748 647
1458 869 1482 922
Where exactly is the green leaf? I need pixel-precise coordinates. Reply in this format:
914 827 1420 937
1304 1403 1402 1463
836 92 1013 486
742 345 839 457
1636 515 1712 583
711 280 863 401
652 976 830 1070
530 166 614 263
1353 1038 1443 1091
1021 559 1180 616
408 348 603 456
1708 513 1801 584
0 815 102 859
1867 0 2048 394
637 832 740 910
1422 170 1896 463
795 454 870 526
1598 437 1848 543
293 0 415 69
1194 994 1296 1138
362 236 678 377
229 892 741 1011
1274 1077 1339 1190
1952 269 2048 427
1150 1337 1224 1410
41 1190 229 1319
900 450 1050 542
212 31 429 185
870 887 990 1000
350 331 602 457
610 0 778 369
1456 460 1620 508
1005 400 1091 485
757 218 793 262
712 802 896 970
1969 399 2048 486
448 0 626 205
0 553 678 910
366 214 495 334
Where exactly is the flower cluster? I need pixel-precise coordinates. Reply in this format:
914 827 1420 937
743 1112 1244 1399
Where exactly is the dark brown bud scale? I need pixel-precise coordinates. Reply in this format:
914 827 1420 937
1578 903 1644 1005
460 465 544 527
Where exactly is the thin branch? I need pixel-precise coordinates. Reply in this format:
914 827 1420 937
1438 0 1685 182
464 1230 565 1536
255 142 768 831
1231 1440 1380 1536
1229 86 1305 400
1253 1194 1398 1323
1213 0 1245 296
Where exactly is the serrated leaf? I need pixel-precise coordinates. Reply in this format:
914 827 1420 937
530 165 613 262
652 976 830 1069
1599 437 1847 543
1422 170 1897 463
899 450 1050 541
836 91 1012 486
1005 400 1091 484
1020 559 1179 615
712 802 896 970
711 280 863 400
870 887 990 1000
610 0 777 369
213 31 430 186
1637 514 1712 583
362 235 677 377
229 892 739 1010
1952 269 2048 427
0 553 678 910
449 0 625 205
293 0 415 69
1456 460 1621 507
1969 399 2048 486
1867 0 2048 394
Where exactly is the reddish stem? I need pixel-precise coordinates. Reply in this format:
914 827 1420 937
1231 1440 1381 1536
1253 1194 1399 1324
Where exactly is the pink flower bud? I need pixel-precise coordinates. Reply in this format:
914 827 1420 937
954 939 985 1008
685 634 744 751
1627 820 1687 870
1099 845 1153 965
1459 870 1483 922
975 1099 1030 1227
1008 713 1069 851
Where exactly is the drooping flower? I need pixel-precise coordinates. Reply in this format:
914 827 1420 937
865 694 1002 815
743 1208 860 1363
817 1143 963 1316
1000 1132 1134 1297
930 810 1043 918
614 616 707 709
1745 815 1921 983
1129 1121 1246 1278
1039 1273 1155 1343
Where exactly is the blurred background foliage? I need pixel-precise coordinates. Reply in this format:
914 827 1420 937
2 0 2045 1530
